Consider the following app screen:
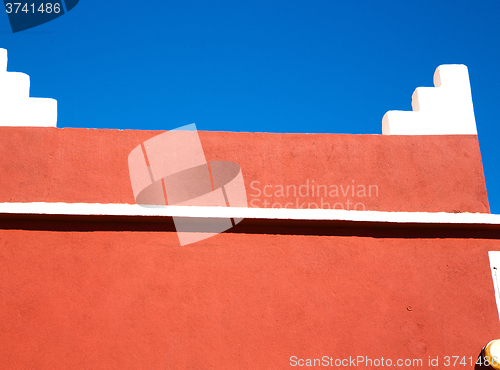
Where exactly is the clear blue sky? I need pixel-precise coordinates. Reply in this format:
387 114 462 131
1 1 499 212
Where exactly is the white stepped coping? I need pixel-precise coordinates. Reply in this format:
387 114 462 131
0 48 57 127
0 202 499 227
382 64 478 135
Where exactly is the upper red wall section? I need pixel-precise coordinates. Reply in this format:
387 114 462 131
0 127 489 213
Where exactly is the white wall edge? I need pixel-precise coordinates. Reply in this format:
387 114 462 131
0 201 500 226
488 251 500 323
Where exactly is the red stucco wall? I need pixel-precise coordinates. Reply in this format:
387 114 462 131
0 127 497 369
0 226 499 369
0 127 490 213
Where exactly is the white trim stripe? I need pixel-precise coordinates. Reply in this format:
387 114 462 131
0 202 499 226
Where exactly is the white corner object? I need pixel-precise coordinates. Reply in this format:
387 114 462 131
488 251 500 323
382 65 477 135
0 48 57 127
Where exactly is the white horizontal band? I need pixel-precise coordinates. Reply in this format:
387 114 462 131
0 202 499 227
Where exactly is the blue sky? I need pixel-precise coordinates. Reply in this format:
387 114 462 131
1 0 499 212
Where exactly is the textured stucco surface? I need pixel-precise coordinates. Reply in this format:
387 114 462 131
0 229 499 369
0 127 496 369
0 127 490 213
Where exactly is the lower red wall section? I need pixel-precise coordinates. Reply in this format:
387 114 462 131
0 127 490 213
0 229 499 369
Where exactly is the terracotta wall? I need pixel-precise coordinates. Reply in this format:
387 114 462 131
0 127 490 213
0 127 497 369
0 226 499 369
